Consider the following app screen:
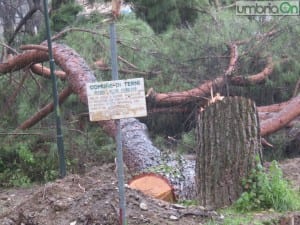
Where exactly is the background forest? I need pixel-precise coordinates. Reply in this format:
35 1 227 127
0 0 300 188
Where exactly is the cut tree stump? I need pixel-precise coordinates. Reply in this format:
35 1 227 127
196 96 262 209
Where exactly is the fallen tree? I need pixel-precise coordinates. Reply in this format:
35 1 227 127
1 41 300 200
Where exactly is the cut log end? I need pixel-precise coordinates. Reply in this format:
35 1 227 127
128 173 176 203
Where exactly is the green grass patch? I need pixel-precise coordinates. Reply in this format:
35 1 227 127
234 161 300 212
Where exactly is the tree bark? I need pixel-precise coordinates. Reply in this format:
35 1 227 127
196 97 262 208
0 43 299 201
0 50 49 74
30 63 67 79
260 95 300 136
146 57 273 107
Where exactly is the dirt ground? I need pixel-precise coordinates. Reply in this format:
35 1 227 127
0 164 220 225
279 157 300 190
0 158 299 225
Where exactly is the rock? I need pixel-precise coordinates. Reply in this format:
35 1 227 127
198 205 205 211
53 199 70 211
2 218 15 225
169 215 179 220
172 203 186 209
139 201 148 211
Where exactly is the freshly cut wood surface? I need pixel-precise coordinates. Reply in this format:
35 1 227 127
129 173 176 202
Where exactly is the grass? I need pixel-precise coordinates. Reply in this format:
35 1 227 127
204 208 281 225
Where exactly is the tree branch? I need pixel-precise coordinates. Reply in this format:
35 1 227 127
0 50 49 74
1 41 300 201
30 63 67 79
51 27 100 41
0 72 30 117
0 42 19 55
146 45 272 107
230 56 273 86
224 43 238 76
17 86 73 130
95 65 161 76
260 95 300 136
20 44 49 52
8 4 40 45
0 42 298 140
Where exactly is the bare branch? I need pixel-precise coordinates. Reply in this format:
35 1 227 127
230 57 273 86
258 98 291 113
51 27 100 41
224 43 238 77
0 42 19 54
146 43 272 107
20 44 48 52
0 71 30 117
30 63 67 79
8 5 40 45
0 50 48 74
118 56 138 70
95 65 161 76
17 86 73 130
260 95 300 136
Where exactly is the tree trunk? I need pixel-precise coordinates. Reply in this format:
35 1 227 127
196 97 262 209
1 43 299 202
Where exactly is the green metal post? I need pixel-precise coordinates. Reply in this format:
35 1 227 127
42 0 66 178
109 22 127 225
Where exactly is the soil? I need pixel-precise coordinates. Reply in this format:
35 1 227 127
279 157 300 190
0 158 299 225
0 164 220 225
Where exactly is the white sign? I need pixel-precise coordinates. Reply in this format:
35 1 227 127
86 78 147 121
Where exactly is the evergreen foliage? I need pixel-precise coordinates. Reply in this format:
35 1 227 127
0 0 300 187
0 137 57 187
50 2 83 32
126 0 203 33
52 0 77 11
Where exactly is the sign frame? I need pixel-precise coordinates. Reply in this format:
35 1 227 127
86 77 147 121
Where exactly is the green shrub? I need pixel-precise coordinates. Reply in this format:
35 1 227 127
0 138 59 187
177 129 196 154
234 161 300 212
